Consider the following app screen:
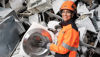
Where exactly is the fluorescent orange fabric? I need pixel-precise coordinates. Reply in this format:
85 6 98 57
41 30 52 42
49 24 79 57
60 1 76 11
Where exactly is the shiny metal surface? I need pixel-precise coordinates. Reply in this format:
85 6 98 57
95 48 100 55
23 28 52 57
0 16 20 57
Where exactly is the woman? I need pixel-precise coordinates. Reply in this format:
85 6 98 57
42 1 79 57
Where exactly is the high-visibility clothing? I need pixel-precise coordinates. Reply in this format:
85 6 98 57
49 19 79 57
41 29 52 42
60 1 76 11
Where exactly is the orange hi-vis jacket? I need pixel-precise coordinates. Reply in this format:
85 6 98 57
49 19 79 57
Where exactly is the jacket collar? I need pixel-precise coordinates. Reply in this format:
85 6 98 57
60 18 75 27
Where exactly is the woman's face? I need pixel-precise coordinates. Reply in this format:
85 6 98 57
62 9 73 21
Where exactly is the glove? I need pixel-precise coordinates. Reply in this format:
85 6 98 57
39 41 48 48
30 39 41 47
48 28 57 34
37 41 51 49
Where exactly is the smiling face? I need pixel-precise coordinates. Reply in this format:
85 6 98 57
61 9 73 21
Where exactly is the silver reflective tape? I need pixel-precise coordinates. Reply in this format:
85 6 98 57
62 42 78 51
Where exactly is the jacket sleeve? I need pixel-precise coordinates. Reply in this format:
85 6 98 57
49 43 69 54
49 28 79 54
62 29 79 51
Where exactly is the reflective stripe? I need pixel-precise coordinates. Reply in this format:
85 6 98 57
76 52 79 57
62 42 78 51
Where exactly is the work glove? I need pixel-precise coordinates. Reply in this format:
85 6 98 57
41 41 48 48
37 41 51 49
30 39 42 47
48 28 57 34
37 40 48 48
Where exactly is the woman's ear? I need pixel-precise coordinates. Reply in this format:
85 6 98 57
71 13 74 18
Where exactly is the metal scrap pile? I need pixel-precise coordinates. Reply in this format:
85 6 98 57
0 0 100 57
